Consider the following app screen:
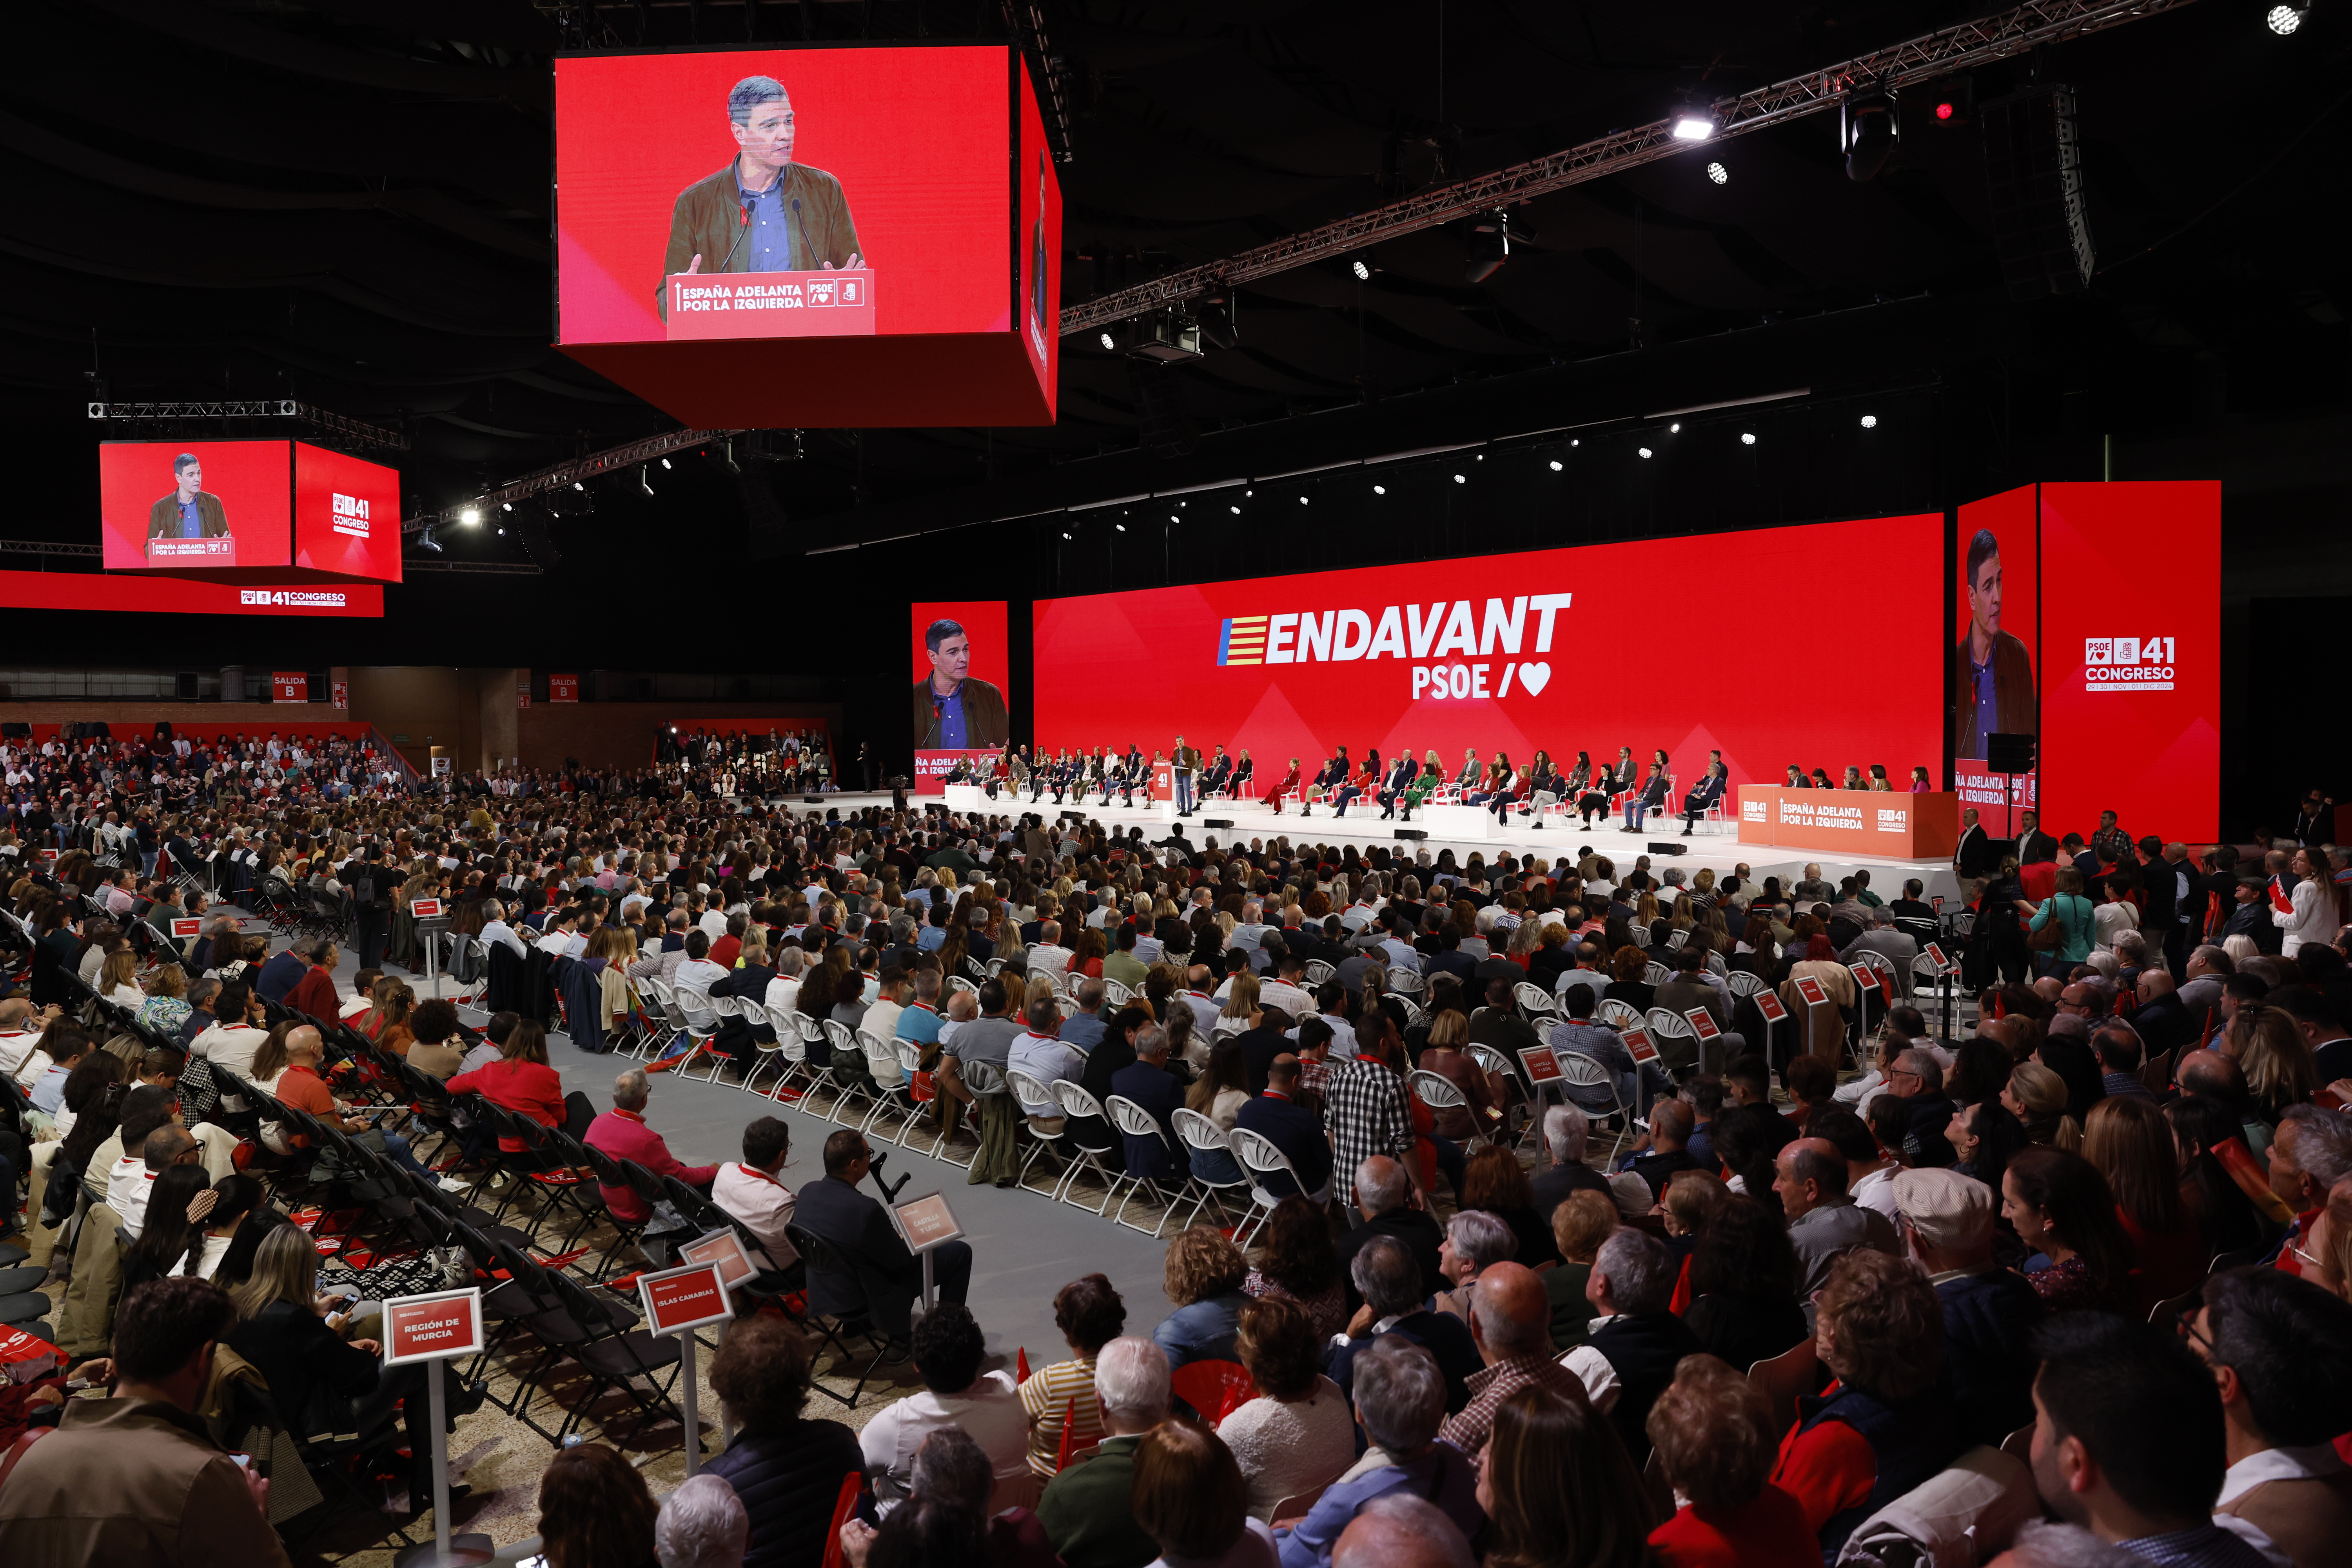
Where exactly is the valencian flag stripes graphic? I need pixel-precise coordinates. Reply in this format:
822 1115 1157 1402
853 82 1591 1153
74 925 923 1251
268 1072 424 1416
1218 615 1268 666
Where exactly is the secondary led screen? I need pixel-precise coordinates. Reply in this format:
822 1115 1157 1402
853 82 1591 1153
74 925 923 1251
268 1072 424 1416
99 440 291 572
293 442 403 584
2038 481 2221 841
555 46 1013 346
1034 516 1945 789
912 601 1011 750
1953 482 2040 814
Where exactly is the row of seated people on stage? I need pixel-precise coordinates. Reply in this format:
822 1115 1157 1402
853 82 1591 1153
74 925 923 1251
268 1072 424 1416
980 743 1936 837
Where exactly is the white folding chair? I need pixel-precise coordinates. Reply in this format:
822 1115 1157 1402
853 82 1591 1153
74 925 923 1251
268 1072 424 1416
1665 929 1691 951
1103 1094 1192 1238
1169 1107 1250 1231
1556 969 1608 1002
1513 981 1559 1021
1303 960 1336 987
1048 1080 1121 1213
1005 1066 1073 1196
1393 995 1426 1030
1644 961 1673 986
738 1000 791 1094
1644 1007 1699 1070
1597 997 1642 1030
1101 978 1134 1009
1405 1068 1489 1150
1229 1126 1325 1249
1554 1050 1632 1161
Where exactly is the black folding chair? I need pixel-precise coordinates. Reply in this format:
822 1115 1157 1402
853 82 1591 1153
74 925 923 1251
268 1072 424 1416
783 1221 894 1408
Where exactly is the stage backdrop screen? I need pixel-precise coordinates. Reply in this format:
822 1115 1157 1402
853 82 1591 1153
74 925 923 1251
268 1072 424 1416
913 602 1011 751
1953 483 2039 818
99 440 291 572
2037 481 2220 841
293 443 403 584
555 46 1012 347
1033 517 1945 790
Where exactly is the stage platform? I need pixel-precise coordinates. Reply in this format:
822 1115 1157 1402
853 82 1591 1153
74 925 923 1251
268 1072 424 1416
797 790 1971 906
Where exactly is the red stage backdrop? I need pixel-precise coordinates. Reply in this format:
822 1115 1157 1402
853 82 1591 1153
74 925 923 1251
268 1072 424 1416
2037 482 2220 841
1952 483 2040 818
1033 517 1945 789
912 602 1011 751
293 443 403 583
100 440 291 572
555 46 1013 346
0 569 380 617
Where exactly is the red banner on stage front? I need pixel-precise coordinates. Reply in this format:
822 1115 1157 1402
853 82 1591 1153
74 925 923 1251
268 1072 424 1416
1737 786 1960 859
666 271 875 339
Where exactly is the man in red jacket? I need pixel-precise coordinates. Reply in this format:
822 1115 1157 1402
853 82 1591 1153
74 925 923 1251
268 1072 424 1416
585 1065 719 1226
282 939 341 1024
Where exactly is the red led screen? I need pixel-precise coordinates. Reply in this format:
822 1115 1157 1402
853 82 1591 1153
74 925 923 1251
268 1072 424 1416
293 442 403 584
1033 517 1945 790
555 46 1012 346
912 601 1011 750
2036 482 2221 841
99 440 290 572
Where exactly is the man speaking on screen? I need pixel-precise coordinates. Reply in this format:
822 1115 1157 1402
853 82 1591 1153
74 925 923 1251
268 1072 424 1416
914 619 1008 750
1951 525 2036 757
657 75 865 318
146 453 228 547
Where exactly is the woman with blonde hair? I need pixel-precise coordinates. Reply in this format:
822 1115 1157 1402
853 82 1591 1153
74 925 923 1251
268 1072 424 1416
2002 1060 2082 1150
2225 1004 2321 1122
1218 971 1261 1035
1152 1225 1251 1371
99 946 145 1007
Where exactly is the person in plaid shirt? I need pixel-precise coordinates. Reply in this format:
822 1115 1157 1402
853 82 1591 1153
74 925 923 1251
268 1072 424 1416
1323 1037 1422 1204
1434 1261 1592 1463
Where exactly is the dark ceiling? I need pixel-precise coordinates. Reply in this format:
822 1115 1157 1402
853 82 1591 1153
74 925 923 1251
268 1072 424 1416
3 0 2349 578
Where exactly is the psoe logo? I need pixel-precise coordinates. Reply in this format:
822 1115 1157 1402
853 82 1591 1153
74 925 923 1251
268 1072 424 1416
1742 799 1768 822
1877 808 1908 829
330 492 370 539
2085 635 2176 692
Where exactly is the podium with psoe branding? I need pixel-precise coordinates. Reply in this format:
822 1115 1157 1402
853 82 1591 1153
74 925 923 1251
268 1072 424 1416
147 536 237 566
1735 786 1960 858
665 270 875 339
1150 762 1178 822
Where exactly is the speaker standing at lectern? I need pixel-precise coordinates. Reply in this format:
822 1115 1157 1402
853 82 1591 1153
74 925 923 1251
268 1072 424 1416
1952 525 2036 757
656 74 865 319
146 452 229 545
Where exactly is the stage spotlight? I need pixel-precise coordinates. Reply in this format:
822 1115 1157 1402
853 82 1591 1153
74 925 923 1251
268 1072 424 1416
2269 4 2307 32
1298 496 1308 505
417 524 443 554
1351 258 1372 281
1230 505 1241 514
1841 89 1898 181
501 502 512 511
1548 460 1562 471
1671 102 1718 141
1706 161 1729 185
458 506 481 526
572 481 584 491
1860 414 1878 428
1453 473 1465 484
1570 439 1580 447
1465 211 1513 284
1638 446 1654 459
497 526 505 535
1061 530 1072 539
1669 422 1681 433
1372 485 1386 495
1098 330 1115 350
1168 514 1178 523
1740 432 1756 445
1114 523 1125 532
661 457 672 470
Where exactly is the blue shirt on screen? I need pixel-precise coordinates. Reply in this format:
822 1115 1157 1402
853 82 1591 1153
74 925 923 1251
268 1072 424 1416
742 179 792 271
937 691 967 749
179 498 203 539
1970 655 1998 752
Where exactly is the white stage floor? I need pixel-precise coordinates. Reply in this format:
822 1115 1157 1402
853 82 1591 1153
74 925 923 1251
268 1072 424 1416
808 790 1969 906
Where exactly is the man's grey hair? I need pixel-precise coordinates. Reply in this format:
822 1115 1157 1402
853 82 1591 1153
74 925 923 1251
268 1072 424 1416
1874 906 1897 927
1446 1209 1517 1272
1350 1336 1447 1455
1134 1024 1170 1061
613 1066 650 1111
187 977 221 1007
1351 1235 1423 1318
1336 1492 1476 1568
726 74 788 126
286 935 318 959
2279 1105 2352 1188
1892 1048 1945 1095
1354 1156 1409 1214
1594 1227 1675 1316
907 1425 992 1517
1093 1336 1171 1423
1543 1103 1589 1164
1074 977 1104 1013
654 1473 749 1568
482 899 504 920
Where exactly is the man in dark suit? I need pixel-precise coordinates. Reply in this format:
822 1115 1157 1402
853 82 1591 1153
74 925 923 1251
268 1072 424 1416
793 1130 971 1343
1377 753 1419 821
1233 1056 1331 1199
1170 735 1202 817
1953 526 2037 758
1334 1154 1445 1312
1678 762 1728 836
146 452 230 543
1108 1023 1184 1181
1954 808 1998 880
2015 811 2059 866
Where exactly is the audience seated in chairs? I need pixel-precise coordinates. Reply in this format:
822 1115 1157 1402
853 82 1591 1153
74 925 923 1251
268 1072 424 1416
535 1439 661 1568
1036 1335 1174 1568
585 1064 717 1238
703 1314 866 1568
859 1301 1030 1514
1277 1334 1483 1568
712 1114 802 1271
795 1130 973 1347
1018 1272 1127 1481
1219 1296 1356 1523
1646 1353 1818 1568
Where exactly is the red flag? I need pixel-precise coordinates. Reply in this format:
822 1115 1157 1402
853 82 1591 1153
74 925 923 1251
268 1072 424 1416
1016 1346 1031 1382
818 1471 864 1568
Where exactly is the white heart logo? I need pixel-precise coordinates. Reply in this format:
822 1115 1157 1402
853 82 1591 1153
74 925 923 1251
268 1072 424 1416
1517 661 1551 695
